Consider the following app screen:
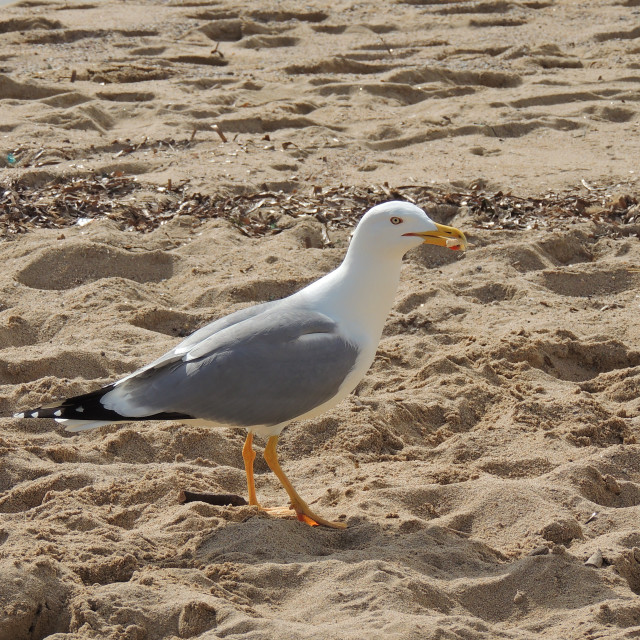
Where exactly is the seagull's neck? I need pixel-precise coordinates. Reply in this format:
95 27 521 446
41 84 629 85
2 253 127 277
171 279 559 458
303 240 404 345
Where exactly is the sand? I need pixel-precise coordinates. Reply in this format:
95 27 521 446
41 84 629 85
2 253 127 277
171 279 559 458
1 0 640 638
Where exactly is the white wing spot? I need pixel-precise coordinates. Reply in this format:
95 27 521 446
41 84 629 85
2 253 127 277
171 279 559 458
76 406 84 413
14 412 24 418
54 410 62 417
32 411 39 418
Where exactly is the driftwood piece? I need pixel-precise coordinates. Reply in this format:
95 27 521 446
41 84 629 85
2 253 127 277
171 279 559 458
178 489 248 507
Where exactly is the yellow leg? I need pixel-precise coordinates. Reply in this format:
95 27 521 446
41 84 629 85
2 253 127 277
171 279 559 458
242 432 259 506
263 435 346 529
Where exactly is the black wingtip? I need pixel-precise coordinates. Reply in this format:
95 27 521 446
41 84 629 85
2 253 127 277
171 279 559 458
15 406 74 419
14 383 195 422
14 384 118 421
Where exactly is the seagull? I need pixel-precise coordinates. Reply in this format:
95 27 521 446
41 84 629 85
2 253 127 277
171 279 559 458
15 201 467 528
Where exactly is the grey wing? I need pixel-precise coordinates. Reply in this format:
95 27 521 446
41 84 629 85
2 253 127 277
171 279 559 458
174 300 281 354
114 300 280 385
101 306 359 427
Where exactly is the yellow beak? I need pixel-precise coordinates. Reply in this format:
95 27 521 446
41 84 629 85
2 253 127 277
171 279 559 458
403 222 468 251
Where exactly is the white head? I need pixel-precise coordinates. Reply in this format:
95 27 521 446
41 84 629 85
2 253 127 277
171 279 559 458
349 201 467 260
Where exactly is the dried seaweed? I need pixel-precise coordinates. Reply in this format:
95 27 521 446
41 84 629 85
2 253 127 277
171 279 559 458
0 173 638 237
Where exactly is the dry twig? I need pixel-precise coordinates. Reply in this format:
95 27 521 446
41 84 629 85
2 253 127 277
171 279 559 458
1 174 638 236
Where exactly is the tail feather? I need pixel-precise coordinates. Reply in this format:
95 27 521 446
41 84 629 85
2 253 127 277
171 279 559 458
14 383 194 431
57 418 119 432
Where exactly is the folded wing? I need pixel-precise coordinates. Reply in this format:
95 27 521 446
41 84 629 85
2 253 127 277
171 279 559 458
18 300 359 430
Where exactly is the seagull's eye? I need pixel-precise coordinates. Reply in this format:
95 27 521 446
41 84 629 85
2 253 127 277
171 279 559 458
390 217 403 225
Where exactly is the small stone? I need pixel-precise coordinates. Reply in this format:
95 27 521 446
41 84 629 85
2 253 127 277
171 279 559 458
585 549 604 568
614 547 640 592
540 518 583 545
604 475 621 494
178 601 217 638
528 545 550 556
123 624 147 640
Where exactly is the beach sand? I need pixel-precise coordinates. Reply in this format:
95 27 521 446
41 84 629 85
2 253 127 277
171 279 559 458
0 0 639 638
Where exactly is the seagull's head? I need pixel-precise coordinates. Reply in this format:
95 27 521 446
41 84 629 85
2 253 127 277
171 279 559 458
352 201 468 258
